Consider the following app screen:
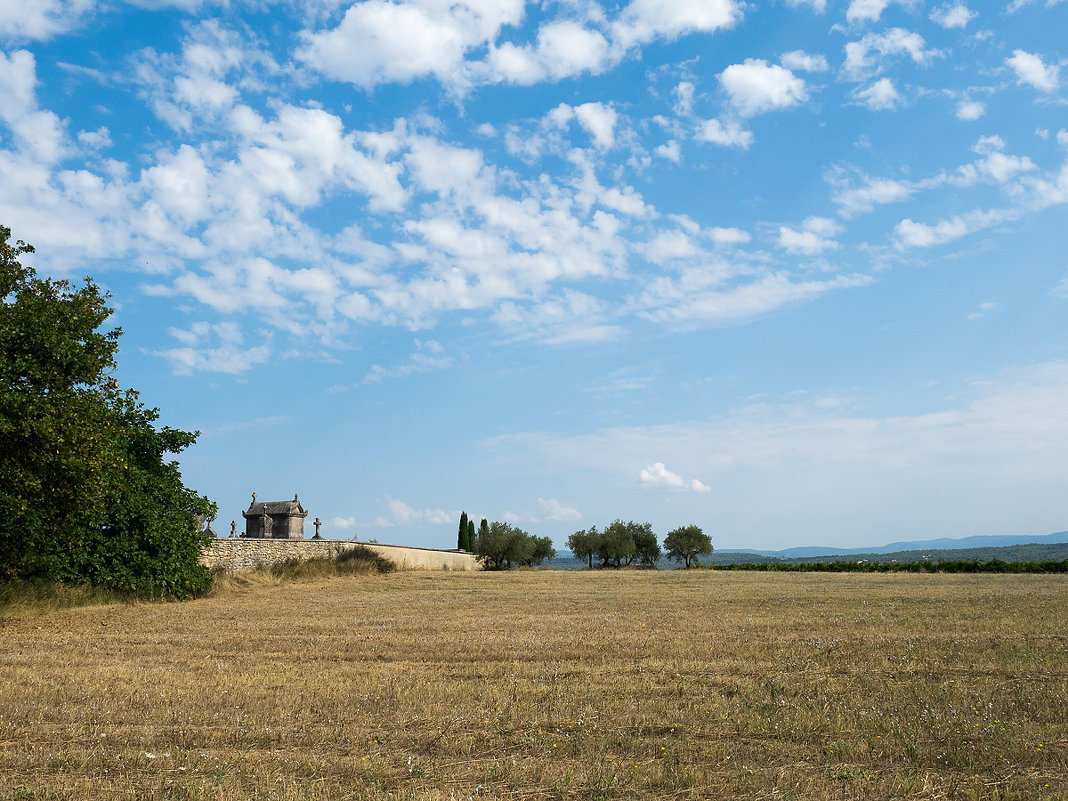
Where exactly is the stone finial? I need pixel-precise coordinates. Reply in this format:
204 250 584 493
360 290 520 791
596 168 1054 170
230 520 237 538
294 493 300 503
251 491 257 504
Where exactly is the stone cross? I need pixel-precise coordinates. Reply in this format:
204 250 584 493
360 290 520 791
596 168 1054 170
313 517 322 539
230 520 237 538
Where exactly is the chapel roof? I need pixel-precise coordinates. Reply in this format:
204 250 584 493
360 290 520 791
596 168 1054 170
242 493 308 518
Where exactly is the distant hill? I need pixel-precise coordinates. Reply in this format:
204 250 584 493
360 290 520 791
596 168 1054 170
722 530 1068 559
710 541 1068 566
550 530 1068 569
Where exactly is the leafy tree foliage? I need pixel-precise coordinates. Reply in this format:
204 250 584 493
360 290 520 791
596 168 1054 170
525 535 556 567
473 521 554 570
664 524 713 568
631 522 661 566
569 521 659 568
599 520 637 567
0 225 215 597
1 228 117 579
567 525 601 568
67 395 216 596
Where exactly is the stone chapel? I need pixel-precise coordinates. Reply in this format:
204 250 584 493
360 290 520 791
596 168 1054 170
241 493 309 539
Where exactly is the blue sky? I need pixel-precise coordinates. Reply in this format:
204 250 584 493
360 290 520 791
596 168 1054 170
2 0 1066 551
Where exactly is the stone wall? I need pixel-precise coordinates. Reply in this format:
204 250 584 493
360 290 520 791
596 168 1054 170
201 538 479 572
361 543 479 571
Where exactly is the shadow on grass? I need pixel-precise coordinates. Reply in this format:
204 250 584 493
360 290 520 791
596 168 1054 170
0 579 127 622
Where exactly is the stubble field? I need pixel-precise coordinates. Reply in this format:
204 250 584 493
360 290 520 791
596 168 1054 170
0 569 1065 800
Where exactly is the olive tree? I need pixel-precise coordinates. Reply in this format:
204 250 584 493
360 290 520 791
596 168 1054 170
566 525 601 568
631 522 661 567
598 520 637 567
663 524 713 568
474 521 554 570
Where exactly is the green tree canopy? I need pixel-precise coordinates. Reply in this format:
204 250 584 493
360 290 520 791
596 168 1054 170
566 525 601 568
599 520 637 567
521 536 556 567
631 522 661 567
664 525 713 568
569 521 658 568
0 225 215 597
473 521 554 570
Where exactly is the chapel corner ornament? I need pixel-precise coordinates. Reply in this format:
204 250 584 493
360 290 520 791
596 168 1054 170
240 492 309 539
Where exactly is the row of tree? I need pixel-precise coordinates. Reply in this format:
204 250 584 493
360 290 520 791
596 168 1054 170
0 226 215 598
569 522 713 568
567 520 659 567
458 512 555 570
459 511 715 571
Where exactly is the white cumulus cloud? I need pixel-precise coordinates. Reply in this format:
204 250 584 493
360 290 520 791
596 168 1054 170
952 135 1037 185
784 0 827 12
488 21 610 85
846 0 908 23
0 50 68 164
719 59 807 117
611 0 742 52
696 118 753 148
894 216 970 248
655 139 681 162
538 498 582 521
574 102 618 149
1006 50 1060 93
386 498 456 526
830 174 913 217
930 3 977 28
956 100 985 120
854 77 904 110
158 321 272 375
297 0 524 90
0 0 95 41
844 28 936 80
638 462 710 493
780 50 829 72
777 216 843 255
709 227 752 245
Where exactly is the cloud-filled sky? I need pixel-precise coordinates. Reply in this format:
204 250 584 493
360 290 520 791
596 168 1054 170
2 0 1066 551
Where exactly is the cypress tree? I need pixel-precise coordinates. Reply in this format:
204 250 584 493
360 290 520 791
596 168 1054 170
458 511 469 550
466 519 475 551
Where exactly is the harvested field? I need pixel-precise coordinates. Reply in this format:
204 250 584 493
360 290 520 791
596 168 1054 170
0 570 1065 799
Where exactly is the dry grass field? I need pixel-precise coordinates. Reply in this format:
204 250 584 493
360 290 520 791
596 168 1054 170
1 569 1065 800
